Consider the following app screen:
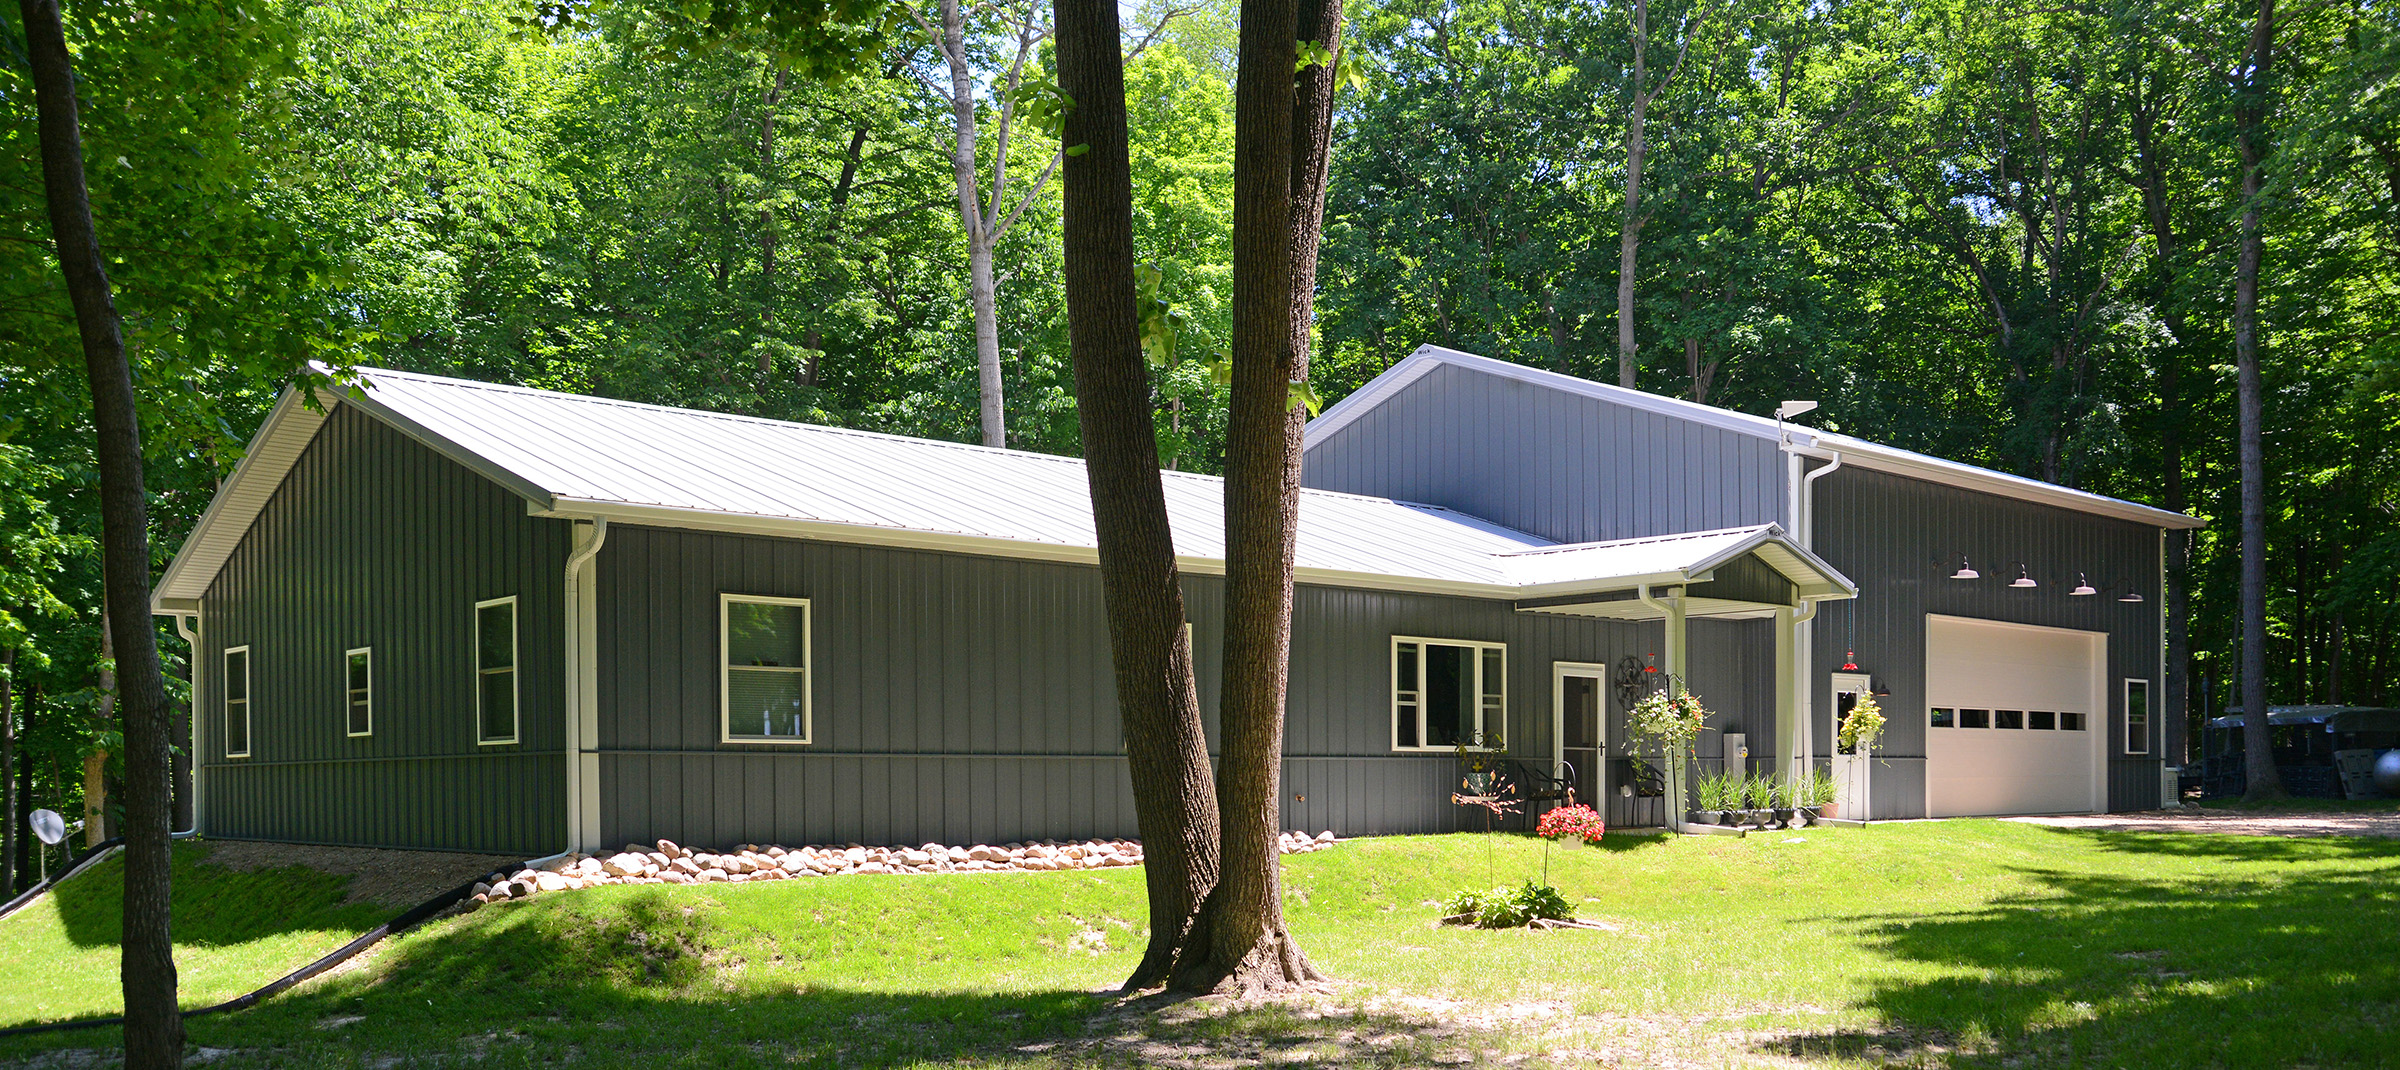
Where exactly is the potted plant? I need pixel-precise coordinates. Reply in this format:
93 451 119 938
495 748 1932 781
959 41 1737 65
1839 693 1887 754
1692 772 1734 825
1806 769 1840 822
1771 778 1798 829
1741 774 1776 829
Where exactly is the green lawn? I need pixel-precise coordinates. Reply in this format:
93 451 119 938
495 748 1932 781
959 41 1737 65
0 842 391 1025
2 821 2395 1067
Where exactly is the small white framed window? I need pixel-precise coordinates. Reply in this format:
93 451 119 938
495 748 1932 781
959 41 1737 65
344 647 373 737
2124 678 2151 755
223 645 252 759
722 594 811 744
1391 636 1505 751
475 597 519 745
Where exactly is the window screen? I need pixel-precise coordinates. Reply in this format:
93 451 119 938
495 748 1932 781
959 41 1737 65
224 646 251 758
2124 680 2151 754
476 598 518 744
1392 638 1504 750
345 648 372 736
724 597 810 742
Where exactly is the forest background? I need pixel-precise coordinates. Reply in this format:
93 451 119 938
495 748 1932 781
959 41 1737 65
1 0 2394 882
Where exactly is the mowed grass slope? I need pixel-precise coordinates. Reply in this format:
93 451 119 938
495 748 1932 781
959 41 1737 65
0 842 390 1025
1 821 2395 1068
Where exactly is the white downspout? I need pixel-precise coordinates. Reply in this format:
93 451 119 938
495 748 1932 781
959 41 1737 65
1780 437 1842 795
171 614 201 838
561 518 609 856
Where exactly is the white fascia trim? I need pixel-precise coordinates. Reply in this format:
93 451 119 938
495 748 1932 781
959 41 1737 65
536 499 1857 607
1307 345 2204 531
152 390 331 609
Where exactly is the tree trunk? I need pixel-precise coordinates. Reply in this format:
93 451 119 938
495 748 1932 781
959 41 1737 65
1615 0 1651 390
1170 0 1333 996
2 647 15 897
802 124 872 389
972 237 1005 446
2233 0 2284 801
15 736 33 895
1054 0 1223 992
759 65 787 377
20 0 182 1060
88 606 113 846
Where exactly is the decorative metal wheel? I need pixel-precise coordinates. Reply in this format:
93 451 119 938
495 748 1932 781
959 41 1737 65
1613 654 1649 710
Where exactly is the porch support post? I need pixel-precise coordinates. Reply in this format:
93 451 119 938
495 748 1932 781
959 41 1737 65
1665 588 1688 830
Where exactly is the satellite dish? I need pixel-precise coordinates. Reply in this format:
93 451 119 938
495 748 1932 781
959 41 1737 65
29 808 65 846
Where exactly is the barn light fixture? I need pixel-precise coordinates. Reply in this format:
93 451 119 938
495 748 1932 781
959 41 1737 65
1950 556 1980 580
2070 573 2097 596
2010 564 2038 588
1873 679 1893 697
2118 589 2145 603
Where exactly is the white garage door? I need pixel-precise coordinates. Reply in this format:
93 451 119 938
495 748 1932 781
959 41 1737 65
1924 615 2105 817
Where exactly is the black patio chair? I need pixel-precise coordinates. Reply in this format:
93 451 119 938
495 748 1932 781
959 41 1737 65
1623 757 1667 828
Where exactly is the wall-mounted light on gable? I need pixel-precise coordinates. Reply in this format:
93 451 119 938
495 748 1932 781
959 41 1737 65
1950 555 1980 580
2070 573 2097 596
2009 564 2038 588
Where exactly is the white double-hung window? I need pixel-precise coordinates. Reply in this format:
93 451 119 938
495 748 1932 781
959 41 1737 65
344 647 373 737
223 646 252 758
1392 636 1506 751
722 594 811 743
475 597 519 745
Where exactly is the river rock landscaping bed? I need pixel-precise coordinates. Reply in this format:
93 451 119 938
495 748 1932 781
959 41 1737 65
467 830 1340 905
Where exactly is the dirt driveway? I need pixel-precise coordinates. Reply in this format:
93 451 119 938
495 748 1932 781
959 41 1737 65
2006 807 2400 839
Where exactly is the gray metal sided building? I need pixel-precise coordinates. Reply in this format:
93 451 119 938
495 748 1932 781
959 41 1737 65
152 350 2193 856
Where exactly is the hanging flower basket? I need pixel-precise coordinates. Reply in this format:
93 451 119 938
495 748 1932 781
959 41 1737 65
1536 803 1606 846
1840 693 1887 753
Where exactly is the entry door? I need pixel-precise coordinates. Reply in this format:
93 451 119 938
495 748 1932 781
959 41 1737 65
1554 663 1608 807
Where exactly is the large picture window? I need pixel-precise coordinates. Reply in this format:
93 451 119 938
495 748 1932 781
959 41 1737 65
723 594 811 744
1392 636 1505 751
344 647 373 737
2124 678 2151 755
223 646 251 758
475 597 518 745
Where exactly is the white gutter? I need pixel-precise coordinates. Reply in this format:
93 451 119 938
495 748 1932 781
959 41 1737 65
562 518 608 854
1635 583 1687 832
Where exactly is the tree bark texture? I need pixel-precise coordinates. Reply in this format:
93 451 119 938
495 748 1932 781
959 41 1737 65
1170 0 1330 995
2233 0 2285 800
2 647 15 896
19 0 183 1059
1615 0 1651 389
88 605 113 846
1053 0 1223 993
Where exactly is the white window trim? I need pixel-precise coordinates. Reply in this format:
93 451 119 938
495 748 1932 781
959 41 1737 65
223 645 252 759
2123 677 2152 756
344 646 373 738
720 593 813 745
475 596 520 746
1389 635 1506 753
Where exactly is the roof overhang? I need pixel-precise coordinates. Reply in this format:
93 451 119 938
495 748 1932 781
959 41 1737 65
1307 346 2206 532
1503 524 1857 621
150 389 331 613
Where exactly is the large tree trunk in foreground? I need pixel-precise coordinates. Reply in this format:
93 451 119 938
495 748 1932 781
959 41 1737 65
2233 0 2285 801
1053 0 1223 993
1 648 15 896
1169 0 1337 996
20 0 183 1061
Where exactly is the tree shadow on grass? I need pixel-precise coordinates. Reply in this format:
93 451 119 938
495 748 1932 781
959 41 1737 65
1760 828 2400 1068
5 886 1533 1069
43 843 388 950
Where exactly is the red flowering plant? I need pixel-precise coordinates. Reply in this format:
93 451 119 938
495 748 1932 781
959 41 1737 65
1536 803 1607 844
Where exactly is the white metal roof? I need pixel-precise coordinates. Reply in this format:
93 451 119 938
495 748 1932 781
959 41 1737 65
151 367 1858 611
1307 345 2207 531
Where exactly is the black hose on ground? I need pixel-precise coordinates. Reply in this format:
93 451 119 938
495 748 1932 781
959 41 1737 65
0 862 499 1038
0 837 126 921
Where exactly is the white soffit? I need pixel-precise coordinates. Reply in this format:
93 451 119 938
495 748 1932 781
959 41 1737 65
1307 345 2205 531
